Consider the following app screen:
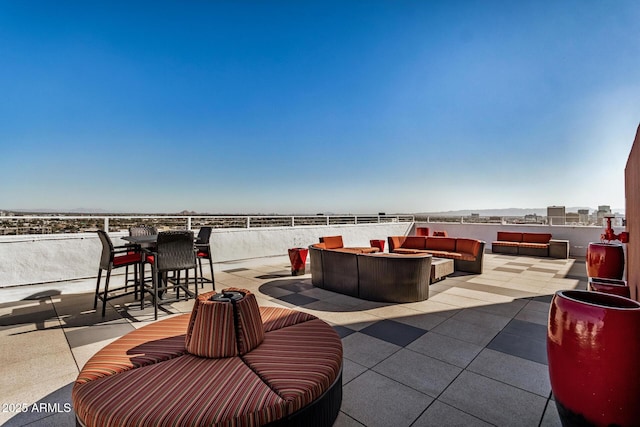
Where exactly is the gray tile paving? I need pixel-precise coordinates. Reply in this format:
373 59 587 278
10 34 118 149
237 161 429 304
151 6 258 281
0 253 585 426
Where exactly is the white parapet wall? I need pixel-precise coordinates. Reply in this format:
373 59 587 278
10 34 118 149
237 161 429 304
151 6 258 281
0 222 413 289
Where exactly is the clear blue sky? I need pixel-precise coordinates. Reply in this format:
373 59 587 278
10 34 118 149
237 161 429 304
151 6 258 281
1 1 639 214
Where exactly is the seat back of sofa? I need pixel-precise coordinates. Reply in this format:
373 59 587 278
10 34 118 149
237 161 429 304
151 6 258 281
358 253 431 303
401 236 428 250
522 233 552 244
425 237 456 252
456 238 482 256
496 232 523 242
321 235 344 249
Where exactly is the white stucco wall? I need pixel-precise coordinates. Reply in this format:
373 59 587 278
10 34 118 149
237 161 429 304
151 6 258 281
0 223 413 288
0 221 620 291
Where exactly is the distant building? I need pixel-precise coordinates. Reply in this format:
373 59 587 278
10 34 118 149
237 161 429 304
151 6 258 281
524 214 540 223
547 206 566 225
596 205 612 226
565 212 580 224
578 209 590 224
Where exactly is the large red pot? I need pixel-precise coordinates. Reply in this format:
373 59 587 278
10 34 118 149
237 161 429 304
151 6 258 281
547 290 640 426
588 277 631 298
586 242 625 279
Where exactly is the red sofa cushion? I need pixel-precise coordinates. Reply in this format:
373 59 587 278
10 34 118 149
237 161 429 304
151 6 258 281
402 236 427 250
425 237 456 252
496 232 523 242
73 355 288 427
456 238 481 256
522 233 552 244
242 318 343 415
322 236 344 249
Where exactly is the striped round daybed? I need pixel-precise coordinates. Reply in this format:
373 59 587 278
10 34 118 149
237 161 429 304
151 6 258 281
72 288 343 427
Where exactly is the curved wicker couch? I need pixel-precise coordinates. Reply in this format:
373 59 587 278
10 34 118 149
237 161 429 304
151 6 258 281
309 244 432 303
72 289 343 427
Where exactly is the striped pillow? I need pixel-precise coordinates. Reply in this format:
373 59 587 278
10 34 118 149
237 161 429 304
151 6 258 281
185 291 238 358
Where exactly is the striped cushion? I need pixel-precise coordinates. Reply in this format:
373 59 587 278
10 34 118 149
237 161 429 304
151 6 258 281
242 318 343 414
75 314 190 385
73 355 288 427
519 242 549 249
227 288 265 354
185 291 238 358
492 240 521 247
259 306 317 333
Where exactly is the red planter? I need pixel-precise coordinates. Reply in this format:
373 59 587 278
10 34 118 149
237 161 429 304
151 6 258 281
547 290 640 426
370 239 385 252
416 227 429 236
288 248 308 276
586 242 625 279
588 277 631 298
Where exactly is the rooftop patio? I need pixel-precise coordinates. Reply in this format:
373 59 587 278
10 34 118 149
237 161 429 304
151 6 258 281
0 250 586 426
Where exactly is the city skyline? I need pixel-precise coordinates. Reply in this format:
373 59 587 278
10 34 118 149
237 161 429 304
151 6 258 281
1 1 639 214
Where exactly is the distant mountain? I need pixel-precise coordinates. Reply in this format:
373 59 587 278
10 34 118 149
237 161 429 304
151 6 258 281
417 207 624 217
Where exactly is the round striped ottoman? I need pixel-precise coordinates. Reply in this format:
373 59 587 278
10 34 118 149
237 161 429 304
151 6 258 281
72 288 343 426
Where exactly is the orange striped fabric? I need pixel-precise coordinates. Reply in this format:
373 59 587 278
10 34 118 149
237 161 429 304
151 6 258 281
185 291 238 358
242 318 343 414
75 314 190 384
259 306 317 332
232 290 265 355
73 354 288 427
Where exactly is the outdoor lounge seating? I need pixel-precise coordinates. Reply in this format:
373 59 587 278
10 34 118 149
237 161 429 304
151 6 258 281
492 232 557 257
387 236 485 274
72 288 343 427
316 235 380 253
309 243 432 302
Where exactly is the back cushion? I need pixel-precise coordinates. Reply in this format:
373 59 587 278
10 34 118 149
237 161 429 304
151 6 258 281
402 236 427 250
456 238 480 256
322 235 344 249
497 232 523 242
425 237 456 251
388 236 405 251
522 233 552 243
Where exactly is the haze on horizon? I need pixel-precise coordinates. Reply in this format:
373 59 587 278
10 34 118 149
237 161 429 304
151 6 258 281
1 1 639 215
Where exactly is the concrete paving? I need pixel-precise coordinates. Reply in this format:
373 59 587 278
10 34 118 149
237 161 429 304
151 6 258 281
0 253 586 426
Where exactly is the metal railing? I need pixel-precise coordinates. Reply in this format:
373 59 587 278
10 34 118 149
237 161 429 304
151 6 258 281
0 214 415 235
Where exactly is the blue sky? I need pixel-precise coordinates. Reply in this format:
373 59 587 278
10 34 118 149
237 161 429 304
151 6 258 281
1 1 639 214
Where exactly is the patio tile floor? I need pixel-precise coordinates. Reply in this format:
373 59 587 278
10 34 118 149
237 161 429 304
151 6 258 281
0 253 587 426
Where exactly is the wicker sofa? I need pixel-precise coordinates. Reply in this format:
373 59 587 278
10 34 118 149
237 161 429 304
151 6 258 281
309 244 432 303
491 232 552 257
387 236 485 274
72 289 343 427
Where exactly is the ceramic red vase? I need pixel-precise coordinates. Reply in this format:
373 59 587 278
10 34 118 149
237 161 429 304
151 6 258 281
288 247 308 276
547 290 640 426
586 242 625 279
588 277 631 298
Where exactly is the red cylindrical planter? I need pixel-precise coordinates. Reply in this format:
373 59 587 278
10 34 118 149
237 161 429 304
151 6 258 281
586 242 625 279
288 247 309 276
547 290 640 426
588 277 631 299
